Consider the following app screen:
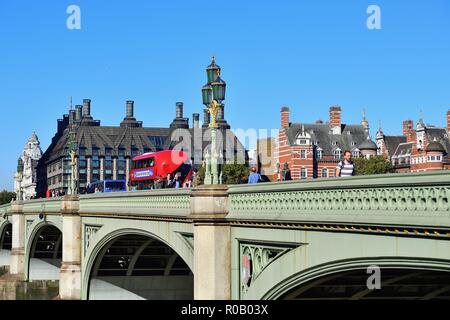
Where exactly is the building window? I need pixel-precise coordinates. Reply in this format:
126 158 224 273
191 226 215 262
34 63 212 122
300 167 307 179
334 149 342 159
300 150 307 159
316 149 323 159
322 168 328 178
149 136 165 151
352 149 360 158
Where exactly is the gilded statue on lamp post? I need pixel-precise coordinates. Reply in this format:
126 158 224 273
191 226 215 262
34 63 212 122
202 54 226 185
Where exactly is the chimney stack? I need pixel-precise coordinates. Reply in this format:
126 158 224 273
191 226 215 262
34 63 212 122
82 99 91 117
75 105 82 121
193 113 200 128
447 110 450 132
176 102 183 119
281 106 290 128
329 106 342 129
69 109 76 124
126 100 134 119
403 120 414 142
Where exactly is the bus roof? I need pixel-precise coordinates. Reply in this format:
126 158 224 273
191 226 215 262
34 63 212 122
132 150 188 161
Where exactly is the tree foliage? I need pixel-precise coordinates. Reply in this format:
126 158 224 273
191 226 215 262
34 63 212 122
353 156 394 175
0 190 16 205
195 163 250 185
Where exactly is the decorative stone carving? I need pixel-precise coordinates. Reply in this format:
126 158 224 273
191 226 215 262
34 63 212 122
240 242 300 295
14 132 42 200
84 225 101 256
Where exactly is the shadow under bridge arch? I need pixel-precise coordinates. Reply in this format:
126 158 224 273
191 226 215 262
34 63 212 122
86 231 193 300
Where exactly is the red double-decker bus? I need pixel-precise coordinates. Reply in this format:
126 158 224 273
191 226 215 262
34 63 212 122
130 150 193 190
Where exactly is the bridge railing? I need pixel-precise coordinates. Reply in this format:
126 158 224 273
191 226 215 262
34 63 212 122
78 189 192 218
226 170 450 230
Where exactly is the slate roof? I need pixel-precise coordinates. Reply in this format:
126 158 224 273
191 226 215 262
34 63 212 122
426 128 450 154
383 135 406 156
392 142 414 157
284 123 370 155
45 125 245 164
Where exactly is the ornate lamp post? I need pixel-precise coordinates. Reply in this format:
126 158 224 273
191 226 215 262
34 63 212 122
202 55 226 185
16 157 24 201
66 113 78 195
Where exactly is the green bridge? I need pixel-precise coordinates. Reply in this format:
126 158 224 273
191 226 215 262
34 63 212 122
1 171 450 300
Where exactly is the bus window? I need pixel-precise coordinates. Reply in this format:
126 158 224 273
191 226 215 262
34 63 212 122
134 158 155 169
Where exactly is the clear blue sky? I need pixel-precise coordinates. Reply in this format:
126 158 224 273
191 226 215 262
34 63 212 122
1 0 449 191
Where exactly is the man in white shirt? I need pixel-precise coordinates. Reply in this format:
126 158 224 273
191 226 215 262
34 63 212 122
336 150 356 177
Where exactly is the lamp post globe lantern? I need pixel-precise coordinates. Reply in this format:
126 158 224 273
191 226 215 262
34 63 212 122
17 157 24 176
202 83 212 106
211 77 226 102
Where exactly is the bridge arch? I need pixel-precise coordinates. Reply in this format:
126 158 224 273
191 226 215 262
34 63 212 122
0 220 12 250
82 227 194 300
25 220 63 281
263 257 450 300
239 230 450 300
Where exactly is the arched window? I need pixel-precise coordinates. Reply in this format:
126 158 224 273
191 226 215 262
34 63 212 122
322 168 328 178
352 148 360 158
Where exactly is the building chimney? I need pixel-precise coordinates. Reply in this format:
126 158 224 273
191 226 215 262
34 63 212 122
329 106 342 129
176 102 183 119
126 100 134 118
281 106 290 128
403 120 414 142
75 105 82 121
203 108 210 126
193 113 200 128
447 110 450 132
69 109 76 124
82 99 91 117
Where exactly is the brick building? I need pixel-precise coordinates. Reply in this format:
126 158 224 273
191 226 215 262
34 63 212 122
274 106 376 180
376 111 450 172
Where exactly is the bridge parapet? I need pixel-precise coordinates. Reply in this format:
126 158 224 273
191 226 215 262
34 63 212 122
78 189 192 218
22 198 61 214
227 171 450 230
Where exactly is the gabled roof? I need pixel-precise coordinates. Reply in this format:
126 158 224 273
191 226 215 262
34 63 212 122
393 142 414 157
284 123 369 154
383 135 407 156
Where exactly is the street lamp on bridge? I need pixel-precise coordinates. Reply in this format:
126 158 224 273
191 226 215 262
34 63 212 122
202 54 226 185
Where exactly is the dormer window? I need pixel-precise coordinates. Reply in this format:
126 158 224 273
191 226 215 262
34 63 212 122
316 147 323 159
295 129 311 146
334 148 342 159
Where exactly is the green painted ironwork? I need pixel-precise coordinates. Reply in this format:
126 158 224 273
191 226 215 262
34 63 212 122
227 170 450 229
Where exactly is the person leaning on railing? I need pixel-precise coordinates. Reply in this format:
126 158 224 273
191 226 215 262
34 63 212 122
336 150 356 177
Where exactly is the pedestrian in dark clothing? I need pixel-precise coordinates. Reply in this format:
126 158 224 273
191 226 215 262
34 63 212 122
282 162 292 181
237 173 247 184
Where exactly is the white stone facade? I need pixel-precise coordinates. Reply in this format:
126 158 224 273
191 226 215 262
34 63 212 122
14 132 43 200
